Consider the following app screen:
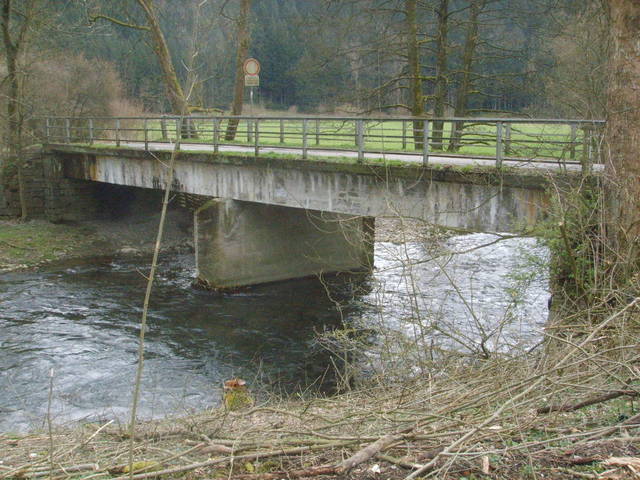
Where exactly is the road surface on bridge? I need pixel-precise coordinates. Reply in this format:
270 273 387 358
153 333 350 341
103 140 600 173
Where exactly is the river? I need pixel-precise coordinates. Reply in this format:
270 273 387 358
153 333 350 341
0 233 548 432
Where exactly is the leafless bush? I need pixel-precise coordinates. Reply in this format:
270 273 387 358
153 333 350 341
25 53 142 118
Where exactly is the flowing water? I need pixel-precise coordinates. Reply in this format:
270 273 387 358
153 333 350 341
0 233 548 432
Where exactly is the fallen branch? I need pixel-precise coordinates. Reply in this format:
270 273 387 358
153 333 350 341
223 465 338 480
584 412 640 441
554 467 600 479
537 390 639 414
376 453 424 470
110 442 355 480
338 433 399 472
0 239 33 250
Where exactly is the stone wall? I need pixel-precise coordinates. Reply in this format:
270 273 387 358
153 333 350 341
0 152 46 219
0 150 101 221
41 154 102 222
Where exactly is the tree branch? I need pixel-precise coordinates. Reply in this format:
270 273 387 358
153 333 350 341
89 14 149 31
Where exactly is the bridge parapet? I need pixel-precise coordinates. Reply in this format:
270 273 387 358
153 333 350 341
40 115 605 174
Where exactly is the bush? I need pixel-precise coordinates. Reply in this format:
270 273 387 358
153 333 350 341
24 53 142 118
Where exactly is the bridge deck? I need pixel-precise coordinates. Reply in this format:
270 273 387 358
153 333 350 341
70 140 601 173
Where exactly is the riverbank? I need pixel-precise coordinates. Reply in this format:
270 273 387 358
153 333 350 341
0 211 193 273
1 350 638 480
0 220 109 273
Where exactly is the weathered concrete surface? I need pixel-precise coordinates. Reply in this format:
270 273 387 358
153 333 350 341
53 146 555 233
195 199 374 288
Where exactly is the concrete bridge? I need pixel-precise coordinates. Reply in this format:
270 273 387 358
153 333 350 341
41 115 603 288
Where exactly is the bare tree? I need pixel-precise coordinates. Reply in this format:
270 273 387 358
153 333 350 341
448 0 486 151
430 0 449 150
1 0 38 219
91 1 188 116
406 0 425 148
224 0 252 141
90 0 214 140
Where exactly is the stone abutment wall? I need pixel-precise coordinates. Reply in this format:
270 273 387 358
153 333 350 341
0 151 102 221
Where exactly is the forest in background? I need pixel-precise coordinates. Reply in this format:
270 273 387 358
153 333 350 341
0 0 610 124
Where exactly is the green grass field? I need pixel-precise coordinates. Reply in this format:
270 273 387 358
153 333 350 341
55 117 601 162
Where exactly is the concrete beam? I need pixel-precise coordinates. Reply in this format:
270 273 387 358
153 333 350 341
194 199 374 288
55 148 559 233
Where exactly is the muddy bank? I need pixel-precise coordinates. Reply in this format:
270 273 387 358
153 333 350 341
0 209 193 273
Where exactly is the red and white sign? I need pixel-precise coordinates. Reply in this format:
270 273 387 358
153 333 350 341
243 58 261 76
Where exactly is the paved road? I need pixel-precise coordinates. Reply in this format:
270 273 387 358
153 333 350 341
89 140 601 173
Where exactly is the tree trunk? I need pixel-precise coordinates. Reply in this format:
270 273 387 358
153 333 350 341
137 0 187 115
605 0 640 271
406 0 424 149
1 0 28 219
448 0 483 152
431 0 449 150
225 0 252 141
136 0 197 137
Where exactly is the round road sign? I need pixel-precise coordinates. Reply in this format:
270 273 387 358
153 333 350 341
243 58 260 76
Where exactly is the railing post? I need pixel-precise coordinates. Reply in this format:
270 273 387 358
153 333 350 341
422 120 430 166
315 119 320 146
160 116 168 141
254 118 260 156
65 118 71 144
213 118 220 154
279 119 285 143
569 123 577 160
302 119 308 159
356 119 364 163
581 124 593 176
247 119 253 143
402 120 407 150
175 117 183 151
495 121 503 168
88 118 94 145
144 118 149 151
115 118 121 147
504 123 512 155
45 118 50 144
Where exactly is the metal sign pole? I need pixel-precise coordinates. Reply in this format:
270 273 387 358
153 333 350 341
248 87 255 142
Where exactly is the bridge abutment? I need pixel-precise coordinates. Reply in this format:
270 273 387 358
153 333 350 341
194 199 374 288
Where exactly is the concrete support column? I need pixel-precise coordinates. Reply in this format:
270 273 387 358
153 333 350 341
195 199 374 289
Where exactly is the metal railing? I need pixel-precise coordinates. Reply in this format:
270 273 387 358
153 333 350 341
41 115 605 172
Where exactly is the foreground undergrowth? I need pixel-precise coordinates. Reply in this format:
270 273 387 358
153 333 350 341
2 315 639 480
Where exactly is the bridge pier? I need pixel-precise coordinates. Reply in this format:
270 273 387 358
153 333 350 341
194 199 374 289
